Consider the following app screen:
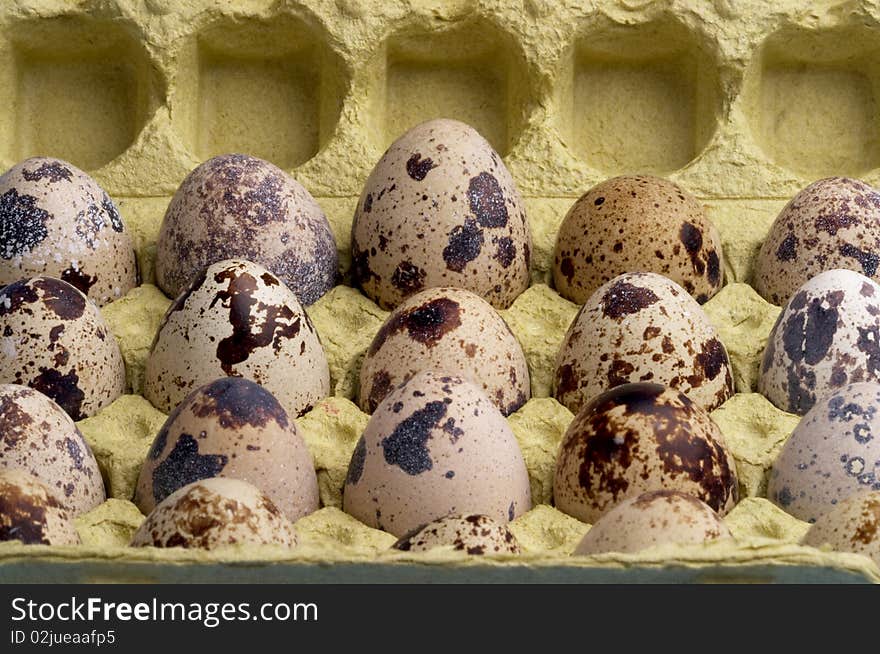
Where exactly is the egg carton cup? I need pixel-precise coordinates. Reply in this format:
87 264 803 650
2 0 880 583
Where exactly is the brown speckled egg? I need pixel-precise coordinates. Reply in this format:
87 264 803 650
0 276 125 420
0 385 105 515
155 154 337 305
553 175 723 305
554 272 733 416
754 178 880 306
343 370 532 536
0 157 137 306
769 382 880 523
144 259 330 418
130 477 297 549
802 490 880 566
759 269 880 416
359 286 529 415
573 490 732 555
392 514 521 555
135 377 319 522
351 119 531 310
0 468 80 545
554 383 738 524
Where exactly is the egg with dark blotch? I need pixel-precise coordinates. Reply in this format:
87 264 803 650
573 490 732 555
0 157 138 307
0 276 125 420
392 514 521 555
130 477 297 549
351 119 531 310
0 468 81 545
553 175 724 305
343 370 532 537
759 269 880 416
0 384 105 515
359 286 529 415
554 383 738 524
155 153 338 305
802 490 880 566
135 377 319 522
769 382 880 523
754 177 880 307
144 259 330 418
554 272 734 416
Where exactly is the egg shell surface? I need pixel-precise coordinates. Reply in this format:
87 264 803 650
0 468 81 545
802 490 880 567
392 514 521 555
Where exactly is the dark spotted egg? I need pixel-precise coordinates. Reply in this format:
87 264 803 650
359 286 529 415
135 377 319 522
351 119 531 310
144 259 330 418
130 477 298 549
574 490 732 555
155 153 338 305
0 384 105 515
802 490 880 566
554 383 738 524
0 157 137 307
0 276 125 420
392 514 521 555
0 468 80 545
759 269 880 416
553 175 724 305
554 272 734 416
343 370 532 537
769 382 880 523
754 178 880 307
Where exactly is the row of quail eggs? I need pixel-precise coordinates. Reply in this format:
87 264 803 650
0 117 878 567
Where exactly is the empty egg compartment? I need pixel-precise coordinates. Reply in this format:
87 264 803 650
2 0 880 583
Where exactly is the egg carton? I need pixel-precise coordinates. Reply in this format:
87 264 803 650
1 0 880 583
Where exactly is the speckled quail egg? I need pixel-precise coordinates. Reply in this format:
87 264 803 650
0 468 80 545
754 178 880 307
135 377 319 522
0 276 125 420
554 272 733 416
392 514 521 555
130 477 297 549
155 153 338 305
553 175 723 305
0 384 104 515
351 119 531 310
343 370 532 536
0 157 137 306
359 286 529 415
144 259 330 418
759 269 880 416
573 490 732 555
769 382 880 523
554 383 738 524
802 490 880 566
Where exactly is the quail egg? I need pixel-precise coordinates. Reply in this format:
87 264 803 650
392 514 521 555
802 490 880 566
554 272 734 415
155 153 338 305
359 286 529 415
573 490 732 555
130 477 298 549
754 177 880 306
144 259 330 417
553 175 724 305
135 377 319 522
554 383 738 524
351 119 531 310
343 370 532 536
0 276 125 420
0 468 80 545
759 269 880 415
0 157 137 306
